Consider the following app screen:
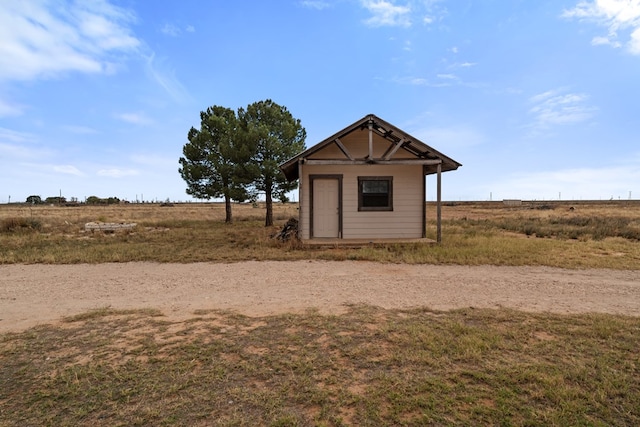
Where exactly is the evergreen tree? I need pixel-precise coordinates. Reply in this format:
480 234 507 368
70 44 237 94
179 106 252 223
239 100 306 226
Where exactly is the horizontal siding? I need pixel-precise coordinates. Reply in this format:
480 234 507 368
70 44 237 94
301 164 424 239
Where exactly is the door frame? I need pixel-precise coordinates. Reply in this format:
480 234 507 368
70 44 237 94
309 174 343 239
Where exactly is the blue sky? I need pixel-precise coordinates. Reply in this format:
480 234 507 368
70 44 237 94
1 0 639 203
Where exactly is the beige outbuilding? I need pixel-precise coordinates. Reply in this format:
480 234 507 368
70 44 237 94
280 114 462 243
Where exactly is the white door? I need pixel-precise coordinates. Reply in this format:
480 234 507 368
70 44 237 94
313 178 339 238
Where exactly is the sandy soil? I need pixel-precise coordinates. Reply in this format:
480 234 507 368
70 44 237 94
1 261 639 333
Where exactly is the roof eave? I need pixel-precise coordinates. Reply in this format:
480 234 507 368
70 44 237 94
279 113 462 181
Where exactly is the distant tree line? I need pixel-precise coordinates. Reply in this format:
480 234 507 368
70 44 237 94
85 196 121 205
26 195 67 204
25 195 120 205
179 99 306 225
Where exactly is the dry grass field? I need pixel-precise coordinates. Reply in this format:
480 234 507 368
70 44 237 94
1 200 639 426
1 200 639 268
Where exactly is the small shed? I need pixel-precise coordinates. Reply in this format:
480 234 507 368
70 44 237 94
279 114 462 243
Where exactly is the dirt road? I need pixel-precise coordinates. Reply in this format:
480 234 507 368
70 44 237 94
1 261 639 332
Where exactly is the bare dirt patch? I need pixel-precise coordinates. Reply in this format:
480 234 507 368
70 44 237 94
1 261 639 333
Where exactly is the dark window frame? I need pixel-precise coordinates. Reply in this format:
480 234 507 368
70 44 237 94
358 176 393 211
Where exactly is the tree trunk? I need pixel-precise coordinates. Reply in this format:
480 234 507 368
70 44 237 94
224 194 233 223
265 188 273 227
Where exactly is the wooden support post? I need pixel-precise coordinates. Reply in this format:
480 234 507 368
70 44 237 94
368 121 373 159
298 159 303 239
437 163 442 244
422 169 427 238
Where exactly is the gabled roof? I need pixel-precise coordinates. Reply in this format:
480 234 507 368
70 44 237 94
280 114 462 181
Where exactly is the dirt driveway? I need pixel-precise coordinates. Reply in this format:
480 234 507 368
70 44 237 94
1 261 639 333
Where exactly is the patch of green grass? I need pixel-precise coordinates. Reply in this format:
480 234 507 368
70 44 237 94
1 306 639 426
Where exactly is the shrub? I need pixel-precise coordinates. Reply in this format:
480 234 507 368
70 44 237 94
0 217 42 233
26 195 43 204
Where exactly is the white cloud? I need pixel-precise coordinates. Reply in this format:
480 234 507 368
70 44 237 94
361 0 412 27
54 165 84 176
528 88 597 128
300 1 332 10
160 23 194 36
630 26 640 52
0 99 25 117
0 142 40 159
591 35 622 47
161 23 180 36
0 0 140 82
97 168 139 178
437 73 457 80
393 76 428 86
114 112 153 125
563 0 640 54
359 1 447 29
0 128 53 159
0 127 35 143
408 77 429 85
145 53 191 103
394 73 469 88
61 125 98 134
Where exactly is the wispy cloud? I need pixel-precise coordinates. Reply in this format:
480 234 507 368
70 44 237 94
300 1 332 10
591 35 622 47
0 98 25 117
393 75 450 87
358 0 446 27
161 23 195 36
114 112 153 125
528 88 597 129
54 165 84 176
563 0 640 54
361 0 412 27
161 23 181 36
97 168 139 178
436 73 457 80
145 53 191 103
0 127 35 143
61 125 98 134
393 72 484 88
0 1 140 82
0 128 53 159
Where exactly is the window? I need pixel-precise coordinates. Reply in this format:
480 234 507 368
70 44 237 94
358 176 393 211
